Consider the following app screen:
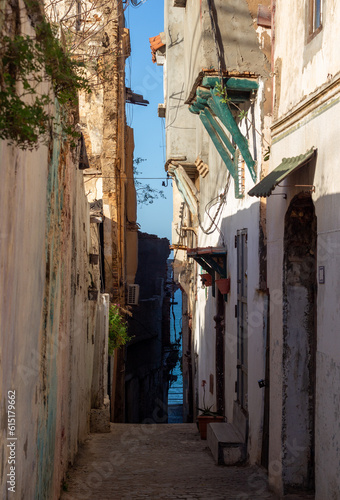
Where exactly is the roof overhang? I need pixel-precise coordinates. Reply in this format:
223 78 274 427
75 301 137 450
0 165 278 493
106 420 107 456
185 72 258 198
185 69 258 106
248 147 317 198
187 247 227 277
187 247 228 300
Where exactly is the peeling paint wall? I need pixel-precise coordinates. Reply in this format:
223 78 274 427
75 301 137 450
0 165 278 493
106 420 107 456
184 0 270 94
282 195 316 491
79 0 138 422
268 1 340 496
0 125 97 499
164 1 196 160
273 0 340 119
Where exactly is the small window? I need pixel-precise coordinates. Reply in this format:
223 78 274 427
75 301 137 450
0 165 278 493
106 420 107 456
309 0 322 37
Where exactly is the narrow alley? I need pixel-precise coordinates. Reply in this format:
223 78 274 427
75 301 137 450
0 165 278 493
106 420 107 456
2 0 340 498
61 424 277 500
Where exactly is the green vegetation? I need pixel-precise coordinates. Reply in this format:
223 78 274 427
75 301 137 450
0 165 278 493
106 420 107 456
134 157 166 206
108 304 132 355
215 82 231 104
198 379 223 416
0 11 91 149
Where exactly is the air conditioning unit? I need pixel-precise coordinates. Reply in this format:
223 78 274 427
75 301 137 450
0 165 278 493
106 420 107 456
127 284 140 305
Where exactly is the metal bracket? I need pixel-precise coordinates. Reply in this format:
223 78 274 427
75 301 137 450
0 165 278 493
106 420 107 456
277 183 315 193
270 192 287 199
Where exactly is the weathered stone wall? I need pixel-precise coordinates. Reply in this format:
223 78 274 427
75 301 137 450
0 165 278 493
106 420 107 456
79 0 137 422
0 115 97 499
273 0 340 120
125 125 138 285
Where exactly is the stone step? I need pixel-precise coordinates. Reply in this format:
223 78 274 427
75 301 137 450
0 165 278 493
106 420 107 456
207 422 246 465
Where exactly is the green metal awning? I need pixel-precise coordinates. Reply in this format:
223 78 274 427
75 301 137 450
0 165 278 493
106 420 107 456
248 147 316 197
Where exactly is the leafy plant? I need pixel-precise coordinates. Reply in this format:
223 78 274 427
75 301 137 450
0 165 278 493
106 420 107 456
0 16 91 149
215 82 231 104
133 157 166 206
108 304 132 355
198 379 222 416
264 145 271 162
238 109 248 121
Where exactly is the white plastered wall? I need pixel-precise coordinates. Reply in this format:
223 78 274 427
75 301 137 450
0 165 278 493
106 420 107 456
268 96 340 497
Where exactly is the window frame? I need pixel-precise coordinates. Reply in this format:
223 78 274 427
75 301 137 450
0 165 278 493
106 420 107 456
308 0 323 41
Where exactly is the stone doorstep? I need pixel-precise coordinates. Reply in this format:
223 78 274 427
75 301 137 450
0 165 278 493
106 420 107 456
207 422 246 466
90 397 110 433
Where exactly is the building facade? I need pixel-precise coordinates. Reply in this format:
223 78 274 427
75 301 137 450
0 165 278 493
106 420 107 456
0 0 136 497
248 0 340 496
162 0 272 465
77 0 139 422
164 0 340 497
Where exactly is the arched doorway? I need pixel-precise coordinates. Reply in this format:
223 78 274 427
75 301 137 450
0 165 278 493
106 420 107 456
282 193 316 493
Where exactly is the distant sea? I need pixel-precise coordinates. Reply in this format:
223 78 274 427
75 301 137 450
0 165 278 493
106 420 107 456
168 289 183 406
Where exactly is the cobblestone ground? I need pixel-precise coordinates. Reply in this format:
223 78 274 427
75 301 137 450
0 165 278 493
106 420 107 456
61 423 281 500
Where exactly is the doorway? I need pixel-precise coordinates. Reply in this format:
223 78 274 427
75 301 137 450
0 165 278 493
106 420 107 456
282 193 316 492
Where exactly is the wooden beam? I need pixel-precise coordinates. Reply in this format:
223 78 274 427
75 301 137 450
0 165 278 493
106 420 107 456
196 86 211 99
209 92 256 182
195 257 216 297
202 255 226 278
196 96 209 106
199 111 236 178
203 107 235 156
168 164 198 217
170 244 187 250
202 76 258 91
225 77 259 91
189 103 204 114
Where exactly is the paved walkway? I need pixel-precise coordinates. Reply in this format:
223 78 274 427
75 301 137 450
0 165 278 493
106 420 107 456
61 423 279 500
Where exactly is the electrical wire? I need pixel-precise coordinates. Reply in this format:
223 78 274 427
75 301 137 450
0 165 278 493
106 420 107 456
165 83 184 129
196 173 231 245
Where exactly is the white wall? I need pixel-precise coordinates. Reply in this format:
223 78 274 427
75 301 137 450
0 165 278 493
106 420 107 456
268 93 340 496
165 0 196 161
274 0 340 118
193 83 267 462
166 0 271 465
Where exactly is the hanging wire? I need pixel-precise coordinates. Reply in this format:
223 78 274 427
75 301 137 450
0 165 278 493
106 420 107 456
207 0 225 84
165 83 185 129
197 173 231 246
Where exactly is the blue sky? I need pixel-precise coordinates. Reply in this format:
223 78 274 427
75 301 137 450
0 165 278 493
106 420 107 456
125 0 172 241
